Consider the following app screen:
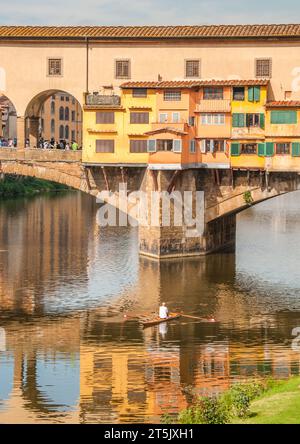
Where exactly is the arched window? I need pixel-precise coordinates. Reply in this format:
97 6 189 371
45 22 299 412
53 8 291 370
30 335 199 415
51 101 55 115
51 119 55 135
65 107 69 121
59 106 64 120
65 125 69 140
59 125 64 139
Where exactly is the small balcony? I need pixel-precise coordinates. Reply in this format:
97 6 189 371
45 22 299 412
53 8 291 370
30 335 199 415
196 100 231 113
85 94 121 107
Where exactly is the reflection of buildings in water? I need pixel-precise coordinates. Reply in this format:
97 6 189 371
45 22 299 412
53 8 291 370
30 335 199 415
0 193 93 315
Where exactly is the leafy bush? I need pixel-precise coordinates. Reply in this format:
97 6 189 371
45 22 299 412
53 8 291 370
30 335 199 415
178 396 230 424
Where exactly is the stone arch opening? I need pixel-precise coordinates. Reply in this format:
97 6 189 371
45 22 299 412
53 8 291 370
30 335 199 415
0 94 17 145
24 90 83 149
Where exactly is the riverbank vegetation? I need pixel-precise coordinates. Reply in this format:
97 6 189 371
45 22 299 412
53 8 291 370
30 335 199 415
0 175 69 198
162 377 300 424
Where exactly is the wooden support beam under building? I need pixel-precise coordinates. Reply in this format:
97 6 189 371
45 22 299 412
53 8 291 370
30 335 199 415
167 170 182 194
149 169 158 191
101 166 109 191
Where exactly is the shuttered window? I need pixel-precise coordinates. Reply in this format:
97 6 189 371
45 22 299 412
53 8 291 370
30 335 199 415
231 143 240 156
147 140 157 152
258 143 266 156
130 112 149 124
48 58 62 76
276 143 290 155
255 58 272 78
173 139 182 153
270 111 297 124
96 139 115 153
185 60 200 78
132 88 147 98
115 59 130 79
130 140 148 153
248 86 261 102
232 113 245 127
96 112 115 124
292 142 300 156
189 140 196 153
265 142 274 156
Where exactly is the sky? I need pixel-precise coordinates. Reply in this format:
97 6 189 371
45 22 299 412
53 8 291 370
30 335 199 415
1 0 300 26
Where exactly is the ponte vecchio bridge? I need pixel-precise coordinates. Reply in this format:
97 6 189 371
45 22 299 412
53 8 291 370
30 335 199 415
2 25 300 258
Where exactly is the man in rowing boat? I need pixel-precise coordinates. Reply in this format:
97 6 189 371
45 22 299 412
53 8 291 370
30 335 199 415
159 302 169 319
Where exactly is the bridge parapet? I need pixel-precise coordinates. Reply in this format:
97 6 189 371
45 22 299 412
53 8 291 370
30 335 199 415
0 148 82 163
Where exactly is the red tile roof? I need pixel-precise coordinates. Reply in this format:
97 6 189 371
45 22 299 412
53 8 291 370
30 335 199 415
1 25 300 40
121 79 269 89
266 101 300 107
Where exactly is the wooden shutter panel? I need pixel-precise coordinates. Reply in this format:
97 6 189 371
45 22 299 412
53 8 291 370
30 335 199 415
254 86 261 102
260 113 265 129
258 143 266 156
231 143 240 156
248 86 254 102
200 140 206 153
292 142 300 156
147 140 156 152
271 111 297 124
173 139 182 153
265 142 274 156
232 114 240 127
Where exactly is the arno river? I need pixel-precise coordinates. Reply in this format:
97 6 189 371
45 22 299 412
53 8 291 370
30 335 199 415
0 191 300 423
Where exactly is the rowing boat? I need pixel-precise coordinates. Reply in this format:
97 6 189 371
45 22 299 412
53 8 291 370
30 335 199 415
141 313 181 328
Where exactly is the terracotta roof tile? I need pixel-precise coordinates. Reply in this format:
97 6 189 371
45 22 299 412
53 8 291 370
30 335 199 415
1 25 300 39
121 79 269 89
266 101 300 107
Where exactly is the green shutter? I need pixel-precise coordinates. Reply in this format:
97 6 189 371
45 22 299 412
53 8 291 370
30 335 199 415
260 113 265 129
248 87 254 102
231 143 240 156
271 110 297 124
292 142 300 156
258 143 266 156
232 113 245 127
265 142 274 156
254 86 261 102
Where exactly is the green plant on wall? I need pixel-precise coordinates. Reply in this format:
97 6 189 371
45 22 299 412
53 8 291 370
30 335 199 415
243 190 254 205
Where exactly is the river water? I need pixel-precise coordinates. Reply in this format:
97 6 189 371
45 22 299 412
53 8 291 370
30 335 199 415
0 190 300 423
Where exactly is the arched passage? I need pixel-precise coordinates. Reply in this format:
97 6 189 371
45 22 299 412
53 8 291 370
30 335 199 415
24 90 83 149
0 94 17 145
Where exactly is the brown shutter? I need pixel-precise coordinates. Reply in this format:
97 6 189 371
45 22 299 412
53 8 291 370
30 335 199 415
96 112 115 124
96 140 115 153
130 112 149 124
130 140 148 153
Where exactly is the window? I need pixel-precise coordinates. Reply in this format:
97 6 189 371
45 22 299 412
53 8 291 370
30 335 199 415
59 125 64 139
65 125 69 140
130 139 148 153
51 101 55 115
51 119 55 135
246 113 260 127
115 59 130 79
157 140 174 151
233 87 245 101
72 110 75 122
96 139 115 153
241 143 257 154
189 139 196 153
96 111 115 124
189 116 195 126
159 113 168 123
255 58 272 78
71 130 76 141
203 87 223 100
204 139 225 153
48 58 62 76
201 113 225 125
271 110 297 124
163 90 181 101
59 106 64 120
147 140 156 152
130 112 149 124
60 96 65 101
132 88 147 98
66 96 70 102
248 86 261 102
185 60 200 78
65 107 70 121
276 143 290 155
172 112 180 123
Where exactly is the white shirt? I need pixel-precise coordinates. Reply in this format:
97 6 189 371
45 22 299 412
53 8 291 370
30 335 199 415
159 306 168 319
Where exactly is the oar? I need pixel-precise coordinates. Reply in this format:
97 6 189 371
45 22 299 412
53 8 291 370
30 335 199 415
172 312 216 322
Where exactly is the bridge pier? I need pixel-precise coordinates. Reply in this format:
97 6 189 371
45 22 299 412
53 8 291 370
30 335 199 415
16 116 26 149
28 117 40 148
138 169 236 259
